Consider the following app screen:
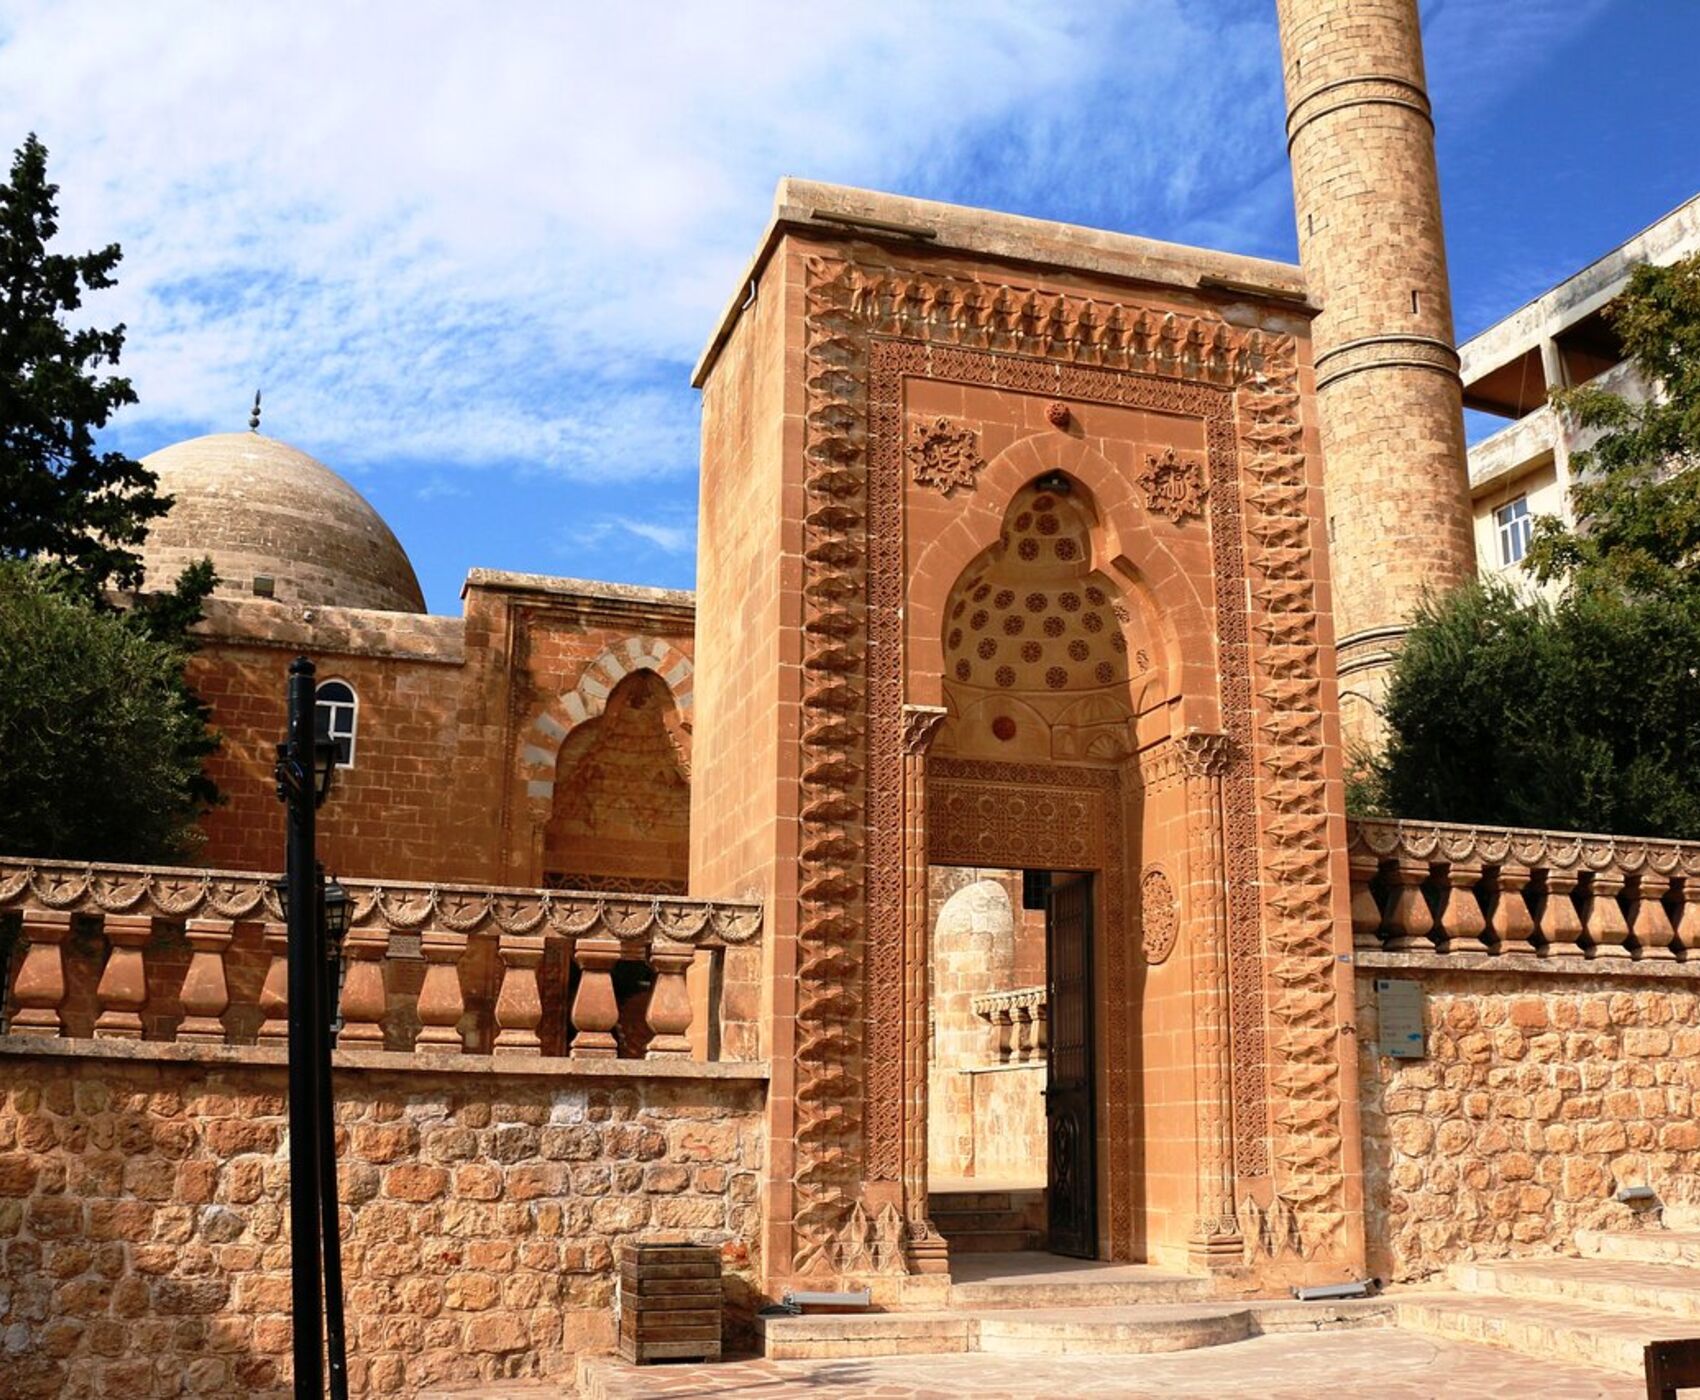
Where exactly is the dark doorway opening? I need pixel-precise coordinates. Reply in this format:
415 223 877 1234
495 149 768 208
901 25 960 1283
1041 870 1097 1258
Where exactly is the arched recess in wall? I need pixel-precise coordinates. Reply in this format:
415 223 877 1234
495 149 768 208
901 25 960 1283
931 472 1172 763
907 431 1205 733
516 637 693 890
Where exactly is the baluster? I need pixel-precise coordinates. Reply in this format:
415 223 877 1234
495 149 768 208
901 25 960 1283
643 947 695 1060
493 932 546 1056
1537 869 1586 958
569 938 621 1058
1675 878 1700 961
1630 874 1677 961
1488 865 1537 955
1435 863 1486 955
994 1007 1016 1065
416 931 466 1053
1380 861 1436 952
1349 855 1385 950
257 923 290 1044
1031 1000 1048 1059
94 914 152 1039
337 927 389 1047
1012 1003 1036 1063
10 910 72 1036
1585 871 1632 959
178 918 233 1043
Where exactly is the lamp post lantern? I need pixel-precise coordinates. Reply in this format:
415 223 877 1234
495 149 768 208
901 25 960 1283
273 655 349 1399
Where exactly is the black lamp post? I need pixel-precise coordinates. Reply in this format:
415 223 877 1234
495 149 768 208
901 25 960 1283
272 656 349 1400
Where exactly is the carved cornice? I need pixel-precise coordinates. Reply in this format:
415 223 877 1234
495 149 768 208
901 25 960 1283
0 858 762 947
1348 817 1700 879
823 258 1276 388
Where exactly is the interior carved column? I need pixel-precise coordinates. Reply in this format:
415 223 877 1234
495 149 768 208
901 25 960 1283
900 702 950 1274
1177 729 1243 1270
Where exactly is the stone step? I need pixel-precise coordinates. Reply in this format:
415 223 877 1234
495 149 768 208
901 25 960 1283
1397 1292 1700 1375
758 1311 972 1360
932 1207 1046 1233
932 1188 1043 1214
948 1273 1213 1310
1452 1255 1700 1319
972 1305 1253 1355
940 1228 1048 1253
757 1297 1392 1361
1577 1228 1700 1266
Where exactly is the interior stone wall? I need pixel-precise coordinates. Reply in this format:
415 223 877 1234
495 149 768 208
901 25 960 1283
0 1049 764 1399
1357 968 1700 1282
926 870 1016 1181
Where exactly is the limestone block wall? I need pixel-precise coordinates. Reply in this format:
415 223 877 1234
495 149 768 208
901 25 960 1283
1357 968 1700 1281
964 1065 1047 1186
0 1046 764 1399
927 871 1017 1179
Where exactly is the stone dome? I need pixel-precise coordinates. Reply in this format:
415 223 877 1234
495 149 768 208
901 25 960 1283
138 433 426 614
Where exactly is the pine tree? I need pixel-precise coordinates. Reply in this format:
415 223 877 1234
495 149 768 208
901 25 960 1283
0 133 168 593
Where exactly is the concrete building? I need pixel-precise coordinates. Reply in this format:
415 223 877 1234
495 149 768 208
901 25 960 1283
1461 193 1700 586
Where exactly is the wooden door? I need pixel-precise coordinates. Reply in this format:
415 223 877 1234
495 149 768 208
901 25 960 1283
1044 872 1097 1258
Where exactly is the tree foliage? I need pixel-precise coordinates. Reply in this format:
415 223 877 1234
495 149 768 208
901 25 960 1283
0 135 221 862
1362 253 1700 838
1363 580 1700 838
0 133 168 594
0 562 218 861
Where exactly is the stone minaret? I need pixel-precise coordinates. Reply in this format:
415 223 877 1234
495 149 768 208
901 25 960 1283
1275 0 1475 742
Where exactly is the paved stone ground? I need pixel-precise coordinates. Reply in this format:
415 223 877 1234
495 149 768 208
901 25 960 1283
554 1329 1643 1399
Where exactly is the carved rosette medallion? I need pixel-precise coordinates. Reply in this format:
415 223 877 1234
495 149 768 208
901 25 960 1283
1140 867 1179 963
1137 446 1208 522
906 416 985 497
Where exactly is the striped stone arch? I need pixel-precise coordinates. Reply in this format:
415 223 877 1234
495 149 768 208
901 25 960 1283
519 637 693 811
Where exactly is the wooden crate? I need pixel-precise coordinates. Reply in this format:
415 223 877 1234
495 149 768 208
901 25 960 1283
616 1243 723 1364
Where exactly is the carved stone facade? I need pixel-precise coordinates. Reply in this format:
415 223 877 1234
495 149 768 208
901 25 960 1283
686 190 1360 1291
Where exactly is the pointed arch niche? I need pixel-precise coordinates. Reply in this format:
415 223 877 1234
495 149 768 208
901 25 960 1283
933 474 1171 766
540 668 691 895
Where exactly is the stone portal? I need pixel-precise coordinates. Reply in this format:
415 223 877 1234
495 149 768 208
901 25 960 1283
690 180 1366 1295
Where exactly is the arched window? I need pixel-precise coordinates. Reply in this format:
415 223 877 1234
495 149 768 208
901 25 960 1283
315 680 358 768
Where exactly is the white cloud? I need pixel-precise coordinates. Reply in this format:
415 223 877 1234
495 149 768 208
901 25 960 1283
612 518 695 557
0 0 1607 500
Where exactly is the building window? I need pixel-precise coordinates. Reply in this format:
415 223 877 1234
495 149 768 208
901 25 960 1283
1495 496 1532 567
315 680 357 768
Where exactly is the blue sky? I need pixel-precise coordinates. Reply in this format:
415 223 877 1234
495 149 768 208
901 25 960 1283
3 0 1697 613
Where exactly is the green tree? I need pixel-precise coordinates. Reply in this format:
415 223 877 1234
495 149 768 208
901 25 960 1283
0 562 217 861
0 134 221 860
1365 580 1700 838
0 133 168 594
1362 253 1700 838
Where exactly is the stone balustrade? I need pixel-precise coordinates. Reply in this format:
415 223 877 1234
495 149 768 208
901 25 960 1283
1349 818 1700 962
0 857 761 1060
971 985 1047 1063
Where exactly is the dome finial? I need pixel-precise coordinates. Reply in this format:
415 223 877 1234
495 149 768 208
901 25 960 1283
249 390 262 433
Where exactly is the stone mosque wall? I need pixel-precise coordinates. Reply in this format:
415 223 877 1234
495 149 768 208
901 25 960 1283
1359 972 1700 1283
185 572 695 892
0 1047 764 1400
